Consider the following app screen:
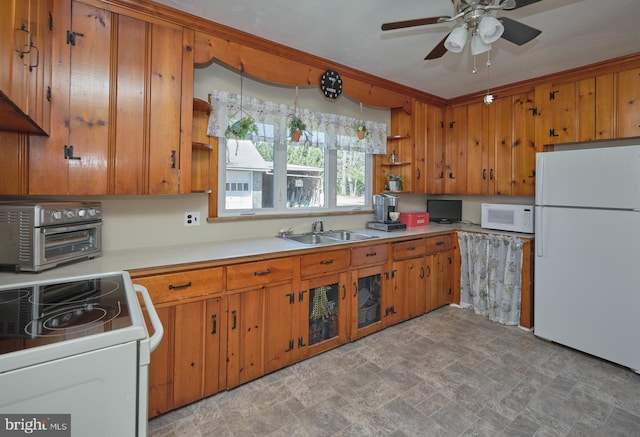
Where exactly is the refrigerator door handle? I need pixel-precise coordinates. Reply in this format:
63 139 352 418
536 154 544 206
535 207 543 257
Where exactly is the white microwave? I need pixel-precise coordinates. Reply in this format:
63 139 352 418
481 203 534 234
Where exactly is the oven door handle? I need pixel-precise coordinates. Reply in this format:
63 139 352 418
134 284 164 353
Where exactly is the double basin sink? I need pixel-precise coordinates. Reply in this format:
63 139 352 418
281 230 378 245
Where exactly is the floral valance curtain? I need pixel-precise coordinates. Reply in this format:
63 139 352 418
457 232 524 326
207 90 387 154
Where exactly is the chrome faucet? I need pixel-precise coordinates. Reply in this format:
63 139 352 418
312 219 324 233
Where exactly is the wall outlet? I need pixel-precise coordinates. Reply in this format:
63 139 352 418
184 211 200 227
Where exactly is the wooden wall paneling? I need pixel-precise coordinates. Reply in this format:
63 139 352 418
193 32 413 111
0 132 28 194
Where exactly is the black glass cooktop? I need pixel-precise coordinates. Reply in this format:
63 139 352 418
0 274 133 355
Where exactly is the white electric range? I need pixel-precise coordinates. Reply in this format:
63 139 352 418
0 271 163 436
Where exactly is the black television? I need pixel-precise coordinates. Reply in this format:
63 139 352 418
427 199 462 224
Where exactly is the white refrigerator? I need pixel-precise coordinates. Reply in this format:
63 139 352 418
534 144 640 372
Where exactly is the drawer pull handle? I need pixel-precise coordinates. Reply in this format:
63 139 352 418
420 266 425 279
436 241 444 246
320 259 334 265
254 269 271 276
211 314 217 334
342 284 347 300
365 252 377 257
168 281 192 290
231 310 237 330
407 246 416 251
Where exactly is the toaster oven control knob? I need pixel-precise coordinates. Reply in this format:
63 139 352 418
87 208 97 217
65 210 75 219
78 209 86 217
51 210 62 220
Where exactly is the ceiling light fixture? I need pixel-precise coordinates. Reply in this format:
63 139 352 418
447 14 504 57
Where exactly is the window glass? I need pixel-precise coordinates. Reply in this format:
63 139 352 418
224 139 274 210
336 149 366 207
286 143 325 208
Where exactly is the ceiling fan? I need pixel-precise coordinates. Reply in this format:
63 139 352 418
381 0 543 60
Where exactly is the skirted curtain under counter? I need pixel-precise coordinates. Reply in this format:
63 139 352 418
457 232 524 326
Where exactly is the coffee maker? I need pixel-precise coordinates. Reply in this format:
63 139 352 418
367 194 407 231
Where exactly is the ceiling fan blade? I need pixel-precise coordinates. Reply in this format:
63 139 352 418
499 16 542 45
511 0 543 9
382 16 449 31
425 34 449 60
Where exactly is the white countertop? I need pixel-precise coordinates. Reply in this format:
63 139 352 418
0 223 532 287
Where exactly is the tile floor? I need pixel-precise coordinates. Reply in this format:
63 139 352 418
148 306 640 437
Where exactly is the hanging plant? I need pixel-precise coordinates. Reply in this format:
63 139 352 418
288 115 310 143
225 116 258 140
354 121 368 140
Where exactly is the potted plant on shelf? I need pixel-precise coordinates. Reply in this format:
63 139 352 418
387 174 403 192
288 115 310 144
354 121 368 140
225 116 258 140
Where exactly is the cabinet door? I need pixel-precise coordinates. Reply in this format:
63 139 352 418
302 272 349 356
445 105 467 193
535 81 576 146
426 104 446 194
144 305 172 418
490 96 514 196
512 92 536 196
351 264 387 340
147 23 183 194
227 289 265 389
436 251 453 307
390 257 425 324
172 300 204 408
617 68 640 138
264 282 297 373
414 100 427 194
465 102 489 195
66 1 111 194
203 297 224 397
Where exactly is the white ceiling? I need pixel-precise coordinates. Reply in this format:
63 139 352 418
154 0 640 99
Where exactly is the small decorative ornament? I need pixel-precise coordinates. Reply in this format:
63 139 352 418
320 69 343 99
484 94 494 105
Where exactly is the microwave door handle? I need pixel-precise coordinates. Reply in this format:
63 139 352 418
134 284 164 352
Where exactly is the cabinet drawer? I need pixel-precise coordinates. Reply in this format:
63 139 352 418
301 249 350 278
226 257 294 291
351 243 389 267
425 235 452 255
393 239 426 260
134 267 223 305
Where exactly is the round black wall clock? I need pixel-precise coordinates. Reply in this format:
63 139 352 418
320 69 343 99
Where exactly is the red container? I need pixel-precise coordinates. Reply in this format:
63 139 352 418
399 212 429 227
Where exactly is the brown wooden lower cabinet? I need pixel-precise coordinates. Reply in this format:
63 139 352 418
137 232 535 420
226 289 266 389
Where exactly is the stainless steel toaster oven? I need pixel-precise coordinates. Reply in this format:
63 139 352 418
0 201 102 272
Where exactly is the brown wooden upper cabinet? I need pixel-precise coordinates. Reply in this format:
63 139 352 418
0 0 53 135
27 0 191 195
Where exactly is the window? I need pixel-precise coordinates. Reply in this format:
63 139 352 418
209 91 387 217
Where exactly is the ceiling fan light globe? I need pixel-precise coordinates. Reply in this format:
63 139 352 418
471 34 491 55
478 16 504 44
444 25 468 53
